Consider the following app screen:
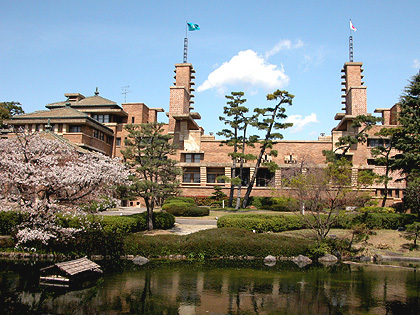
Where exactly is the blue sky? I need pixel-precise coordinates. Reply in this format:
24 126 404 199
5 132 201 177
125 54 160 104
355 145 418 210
1 0 419 140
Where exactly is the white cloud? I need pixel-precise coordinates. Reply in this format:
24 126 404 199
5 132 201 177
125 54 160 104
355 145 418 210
285 113 319 133
413 59 420 69
265 39 304 59
197 50 289 93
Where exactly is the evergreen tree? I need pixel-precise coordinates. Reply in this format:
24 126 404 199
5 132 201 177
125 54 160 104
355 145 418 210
0 101 24 128
242 89 293 208
217 92 254 207
393 71 420 178
370 127 397 207
122 123 180 230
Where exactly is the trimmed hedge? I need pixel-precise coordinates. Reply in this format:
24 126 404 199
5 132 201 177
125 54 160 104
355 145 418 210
217 214 304 232
218 212 419 232
249 196 298 211
165 197 196 205
162 202 210 217
124 227 312 258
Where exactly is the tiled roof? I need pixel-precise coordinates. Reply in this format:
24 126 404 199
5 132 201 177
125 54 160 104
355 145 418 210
75 95 118 106
11 107 88 119
47 95 119 108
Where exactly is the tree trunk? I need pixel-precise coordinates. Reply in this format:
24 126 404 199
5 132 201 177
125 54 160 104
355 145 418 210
242 148 265 208
144 198 154 230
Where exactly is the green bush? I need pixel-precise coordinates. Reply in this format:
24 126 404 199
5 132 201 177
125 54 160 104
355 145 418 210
217 214 304 232
101 216 140 233
124 227 312 258
0 211 26 235
249 196 298 211
130 212 175 230
358 206 395 214
336 213 418 230
164 197 196 205
163 202 210 217
268 197 299 212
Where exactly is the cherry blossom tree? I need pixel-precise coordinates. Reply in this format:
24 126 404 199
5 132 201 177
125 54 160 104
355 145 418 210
0 132 130 248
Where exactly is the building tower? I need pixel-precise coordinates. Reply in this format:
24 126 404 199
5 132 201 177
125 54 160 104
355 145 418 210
167 63 202 150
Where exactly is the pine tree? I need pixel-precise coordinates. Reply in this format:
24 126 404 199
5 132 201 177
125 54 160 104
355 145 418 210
217 92 254 207
393 71 420 178
242 89 293 208
122 122 180 230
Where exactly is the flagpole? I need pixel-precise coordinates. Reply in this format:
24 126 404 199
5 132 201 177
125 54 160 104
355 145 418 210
183 22 189 63
349 19 354 62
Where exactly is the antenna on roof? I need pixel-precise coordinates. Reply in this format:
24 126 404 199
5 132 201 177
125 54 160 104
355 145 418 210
95 87 99 96
121 86 132 103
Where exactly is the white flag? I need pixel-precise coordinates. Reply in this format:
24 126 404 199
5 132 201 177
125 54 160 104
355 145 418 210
350 20 357 32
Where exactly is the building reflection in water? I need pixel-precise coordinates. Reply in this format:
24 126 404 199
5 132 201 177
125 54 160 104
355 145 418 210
2 260 420 314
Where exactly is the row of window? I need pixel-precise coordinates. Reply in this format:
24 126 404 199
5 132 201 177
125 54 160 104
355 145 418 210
92 114 110 123
182 167 274 187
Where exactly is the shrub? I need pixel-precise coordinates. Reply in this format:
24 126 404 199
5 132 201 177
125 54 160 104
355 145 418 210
217 214 305 232
189 196 214 207
124 227 312 258
268 197 299 212
164 197 196 205
163 202 210 217
101 216 140 233
358 206 395 214
0 211 26 235
248 196 298 211
336 213 417 230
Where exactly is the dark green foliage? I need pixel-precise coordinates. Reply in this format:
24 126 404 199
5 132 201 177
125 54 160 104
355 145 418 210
122 122 180 230
337 213 417 230
0 101 24 127
358 206 395 213
217 212 418 232
392 72 420 178
242 90 294 207
403 177 420 219
250 196 298 211
124 228 312 258
0 211 25 235
0 236 14 248
162 202 210 217
217 214 304 232
403 222 420 248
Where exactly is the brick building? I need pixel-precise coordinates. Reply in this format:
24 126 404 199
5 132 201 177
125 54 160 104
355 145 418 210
4 60 404 205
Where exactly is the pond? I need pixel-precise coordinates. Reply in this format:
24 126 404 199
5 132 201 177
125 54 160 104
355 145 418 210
1 259 420 314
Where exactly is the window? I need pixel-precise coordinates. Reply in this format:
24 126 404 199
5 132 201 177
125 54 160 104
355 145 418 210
93 129 99 138
183 168 200 184
99 132 104 141
207 168 225 183
132 117 135 123
256 168 275 187
368 138 391 148
92 114 110 123
185 153 201 163
116 137 121 146
69 125 81 133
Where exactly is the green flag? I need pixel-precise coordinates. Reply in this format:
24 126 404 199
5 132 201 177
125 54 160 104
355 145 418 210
187 22 200 31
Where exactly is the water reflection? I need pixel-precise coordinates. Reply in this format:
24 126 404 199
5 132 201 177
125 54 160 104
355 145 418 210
1 259 420 314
